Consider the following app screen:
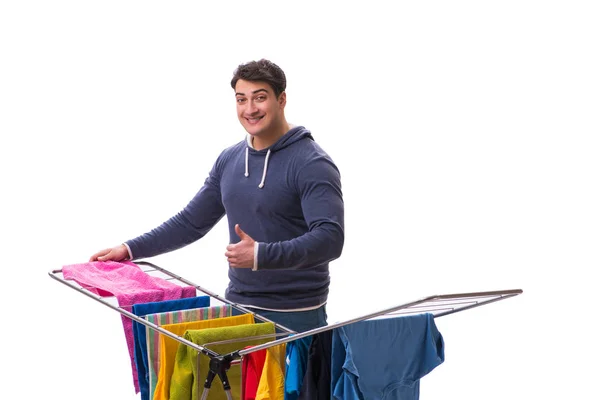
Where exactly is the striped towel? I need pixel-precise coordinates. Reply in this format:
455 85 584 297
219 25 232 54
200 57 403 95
132 296 212 400
145 305 232 400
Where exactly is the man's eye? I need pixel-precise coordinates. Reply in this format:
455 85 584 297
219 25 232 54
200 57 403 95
256 96 266 101
237 98 246 103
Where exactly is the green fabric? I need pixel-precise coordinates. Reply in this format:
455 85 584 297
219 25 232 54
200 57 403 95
169 322 276 400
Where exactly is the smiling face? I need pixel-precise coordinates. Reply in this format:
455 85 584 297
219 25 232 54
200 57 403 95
235 79 287 148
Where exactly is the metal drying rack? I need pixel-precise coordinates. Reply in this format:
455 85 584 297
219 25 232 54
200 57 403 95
49 261 523 399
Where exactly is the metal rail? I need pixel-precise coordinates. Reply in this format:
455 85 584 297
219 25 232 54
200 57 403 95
234 289 522 357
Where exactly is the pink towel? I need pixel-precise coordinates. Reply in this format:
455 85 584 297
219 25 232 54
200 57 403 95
61 260 197 394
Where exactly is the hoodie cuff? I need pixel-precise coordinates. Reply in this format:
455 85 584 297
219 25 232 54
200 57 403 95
252 242 259 271
123 242 133 261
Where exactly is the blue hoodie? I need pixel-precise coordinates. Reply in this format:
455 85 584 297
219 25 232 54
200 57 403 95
126 126 344 310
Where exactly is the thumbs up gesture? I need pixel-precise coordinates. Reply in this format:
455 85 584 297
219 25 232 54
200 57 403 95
225 224 256 268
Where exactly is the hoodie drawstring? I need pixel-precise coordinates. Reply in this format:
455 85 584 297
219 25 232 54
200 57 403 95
258 149 270 188
244 147 271 189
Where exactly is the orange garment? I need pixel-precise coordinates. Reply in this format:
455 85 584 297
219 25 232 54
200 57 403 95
153 313 254 400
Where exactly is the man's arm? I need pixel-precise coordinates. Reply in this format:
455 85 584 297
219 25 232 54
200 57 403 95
256 155 345 270
90 155 226 263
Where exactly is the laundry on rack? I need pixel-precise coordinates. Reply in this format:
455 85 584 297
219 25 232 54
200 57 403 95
254 343 287 400
52 262 522 400
284 336 312 400
132 296 212 400
153 313 256 400
61 260 197 394
298 330 333 400
330 313 445 400
241 346 267 400
146 304 232 400
170 322 277 400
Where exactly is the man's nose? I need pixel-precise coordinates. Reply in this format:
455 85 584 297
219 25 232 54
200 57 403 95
245 101 258 114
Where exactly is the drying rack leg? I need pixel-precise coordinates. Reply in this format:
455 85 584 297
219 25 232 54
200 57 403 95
199 354 234 400
200 388 234 400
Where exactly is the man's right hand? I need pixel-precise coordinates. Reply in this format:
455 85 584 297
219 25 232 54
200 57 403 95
89 244 130 262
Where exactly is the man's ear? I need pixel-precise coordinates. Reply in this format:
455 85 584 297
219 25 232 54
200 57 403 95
278 91 287 108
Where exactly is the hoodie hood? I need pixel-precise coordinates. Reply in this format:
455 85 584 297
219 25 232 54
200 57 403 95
244 125 313 188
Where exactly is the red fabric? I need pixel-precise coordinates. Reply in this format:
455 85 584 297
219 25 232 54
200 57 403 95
241 346 268 400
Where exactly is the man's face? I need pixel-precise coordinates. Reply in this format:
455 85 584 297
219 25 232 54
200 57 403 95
235 79 285 137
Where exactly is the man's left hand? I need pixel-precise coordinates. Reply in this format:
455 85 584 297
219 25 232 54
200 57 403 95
225 224 255 268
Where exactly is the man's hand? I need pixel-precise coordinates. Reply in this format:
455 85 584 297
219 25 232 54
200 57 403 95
89 244 129 262
225 224 255 268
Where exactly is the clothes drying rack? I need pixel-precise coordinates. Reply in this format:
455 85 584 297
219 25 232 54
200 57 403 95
49 261 523 400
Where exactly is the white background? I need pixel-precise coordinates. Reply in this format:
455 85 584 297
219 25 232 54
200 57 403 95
1 1 599 399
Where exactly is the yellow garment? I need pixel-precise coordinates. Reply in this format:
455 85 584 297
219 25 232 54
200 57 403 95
255 343 287 400
153 313 254 400
170 322 277 400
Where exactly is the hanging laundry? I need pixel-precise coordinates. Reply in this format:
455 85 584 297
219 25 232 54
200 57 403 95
255 343 287 400
153 313 255 400
241 346 267 400
331 313 445 400
170 322 277 400
131 296 212 400
298 330 333 400
61 260 197 393
284 336 312 400
146 304 232 400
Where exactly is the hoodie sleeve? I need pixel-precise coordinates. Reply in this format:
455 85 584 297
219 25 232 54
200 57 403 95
125 161 226 260
257 154 344 270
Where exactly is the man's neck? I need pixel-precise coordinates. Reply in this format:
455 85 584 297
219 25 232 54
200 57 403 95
252 122 290 150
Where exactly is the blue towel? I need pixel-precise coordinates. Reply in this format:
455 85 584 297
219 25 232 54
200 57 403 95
132 295 210 400
331 313 445 400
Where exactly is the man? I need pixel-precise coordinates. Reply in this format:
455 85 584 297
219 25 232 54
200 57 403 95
90 59 344 333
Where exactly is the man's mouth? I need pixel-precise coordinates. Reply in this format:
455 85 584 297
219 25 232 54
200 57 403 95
246 116 264 125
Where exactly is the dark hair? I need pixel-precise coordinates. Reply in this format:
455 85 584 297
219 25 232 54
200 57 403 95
230 59 287 97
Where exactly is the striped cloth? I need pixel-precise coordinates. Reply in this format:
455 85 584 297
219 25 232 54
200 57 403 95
146 305 232 400
132 296 211 400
